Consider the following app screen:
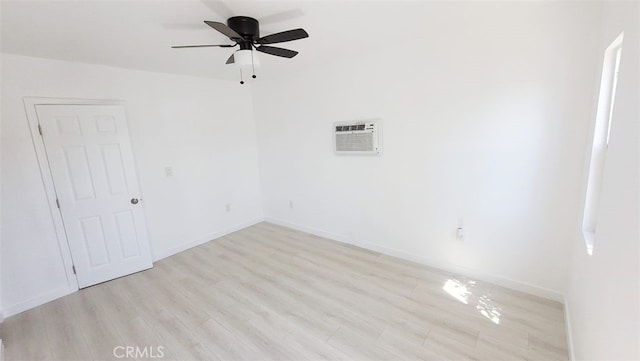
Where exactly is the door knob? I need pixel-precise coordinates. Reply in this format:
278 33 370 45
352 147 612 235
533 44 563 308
131 198 139 205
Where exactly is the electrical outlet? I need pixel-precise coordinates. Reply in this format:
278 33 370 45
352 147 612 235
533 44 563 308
164 166 174 177
456 218 464 240
289 200 294 209
225 204 231 212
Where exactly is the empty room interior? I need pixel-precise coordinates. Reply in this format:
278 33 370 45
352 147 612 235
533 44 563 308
0 0 638 360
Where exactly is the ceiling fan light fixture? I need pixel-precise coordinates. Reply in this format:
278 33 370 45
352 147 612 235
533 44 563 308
233 49 260 69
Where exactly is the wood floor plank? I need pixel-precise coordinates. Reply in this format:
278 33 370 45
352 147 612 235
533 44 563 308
40 297 93 360
1 222 569 360
0 308 52 360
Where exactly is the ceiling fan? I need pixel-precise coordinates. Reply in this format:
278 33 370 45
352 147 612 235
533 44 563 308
172 16 309 83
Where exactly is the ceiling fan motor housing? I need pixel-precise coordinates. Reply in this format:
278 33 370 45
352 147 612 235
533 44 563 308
227 16 259 49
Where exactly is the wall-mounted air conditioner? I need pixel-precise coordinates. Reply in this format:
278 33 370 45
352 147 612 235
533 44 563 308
333 120 382 155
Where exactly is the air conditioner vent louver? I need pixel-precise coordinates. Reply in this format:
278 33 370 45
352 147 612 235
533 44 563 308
333 120 381 155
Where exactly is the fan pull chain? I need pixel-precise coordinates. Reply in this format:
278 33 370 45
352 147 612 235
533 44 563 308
251 50 257 79
239 69 244 85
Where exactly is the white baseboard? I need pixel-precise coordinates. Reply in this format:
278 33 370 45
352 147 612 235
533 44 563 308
1 217 566 321
153 217 265 261
264 217 564 302
1 218 264 319
1 286 75 319
564 296 576 360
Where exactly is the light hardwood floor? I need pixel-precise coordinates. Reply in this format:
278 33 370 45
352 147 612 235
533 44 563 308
0 222 569 360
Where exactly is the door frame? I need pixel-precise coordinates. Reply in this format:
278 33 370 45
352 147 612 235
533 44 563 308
24 97 134 294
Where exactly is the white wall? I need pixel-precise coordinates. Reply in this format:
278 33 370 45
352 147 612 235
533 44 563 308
566 2 639 359
0 54 263 316
251 1 601 299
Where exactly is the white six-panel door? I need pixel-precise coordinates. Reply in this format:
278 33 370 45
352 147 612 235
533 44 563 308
36 104 153 288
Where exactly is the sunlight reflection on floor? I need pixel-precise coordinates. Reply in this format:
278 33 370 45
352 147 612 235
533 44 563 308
443 278 502 324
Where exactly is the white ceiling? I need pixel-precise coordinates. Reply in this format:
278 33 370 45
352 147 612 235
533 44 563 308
1 1 581 81
1 0 426 81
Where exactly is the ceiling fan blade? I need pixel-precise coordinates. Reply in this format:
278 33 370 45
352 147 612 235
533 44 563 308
226 53 235 64
204 20 243 40
257 28 308 44
256 46 298 58
171 44 235 48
